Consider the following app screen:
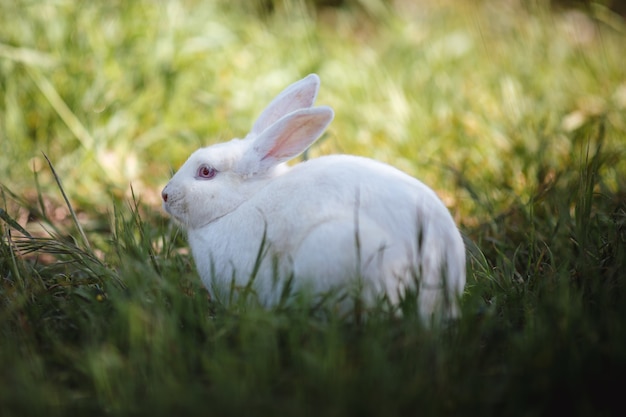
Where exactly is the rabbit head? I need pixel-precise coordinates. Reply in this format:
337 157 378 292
162 74 334 230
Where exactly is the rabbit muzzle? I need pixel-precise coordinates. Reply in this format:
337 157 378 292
161 184 183 220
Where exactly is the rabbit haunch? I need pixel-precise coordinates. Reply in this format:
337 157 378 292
161 74 466 322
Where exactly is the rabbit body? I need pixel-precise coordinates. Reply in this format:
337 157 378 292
188 154 465 319
162 74 466 322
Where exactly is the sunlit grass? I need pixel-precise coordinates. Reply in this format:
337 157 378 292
2 1 623 210
1 0 625 415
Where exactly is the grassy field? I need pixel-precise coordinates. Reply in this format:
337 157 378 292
1 0 625 415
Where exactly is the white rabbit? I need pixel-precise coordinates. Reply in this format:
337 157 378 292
161 74 466 323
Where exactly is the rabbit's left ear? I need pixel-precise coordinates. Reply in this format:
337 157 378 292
250 74 321 136
236 106 334 176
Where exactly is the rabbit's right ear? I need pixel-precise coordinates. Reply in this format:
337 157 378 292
250 74 321 136
236 106 334 176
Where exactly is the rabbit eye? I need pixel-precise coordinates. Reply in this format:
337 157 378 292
197 165 217 180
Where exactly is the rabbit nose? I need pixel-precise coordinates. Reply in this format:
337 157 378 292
161 190 168 202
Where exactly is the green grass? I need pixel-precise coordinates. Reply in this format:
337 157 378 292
1 0 626 415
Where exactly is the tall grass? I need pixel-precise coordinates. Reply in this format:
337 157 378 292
1 0 625 415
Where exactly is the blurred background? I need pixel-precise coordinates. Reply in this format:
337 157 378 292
1 0 625 224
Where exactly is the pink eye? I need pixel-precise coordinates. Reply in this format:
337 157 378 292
197 165 217 179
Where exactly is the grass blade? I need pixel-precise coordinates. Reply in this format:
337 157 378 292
0 208 32 238
42 153 91 252
26 68 95 151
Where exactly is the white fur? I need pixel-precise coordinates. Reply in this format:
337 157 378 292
162 74 466 323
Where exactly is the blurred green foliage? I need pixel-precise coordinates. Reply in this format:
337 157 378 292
1 0 623 214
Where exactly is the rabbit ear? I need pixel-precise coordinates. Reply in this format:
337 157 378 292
236 106 334 176
250 74 321 136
